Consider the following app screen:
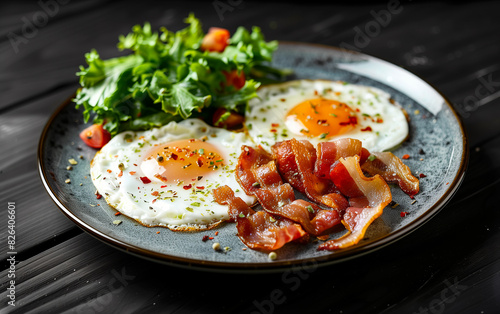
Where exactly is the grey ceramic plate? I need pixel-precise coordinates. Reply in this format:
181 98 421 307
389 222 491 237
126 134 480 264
38 42 468 272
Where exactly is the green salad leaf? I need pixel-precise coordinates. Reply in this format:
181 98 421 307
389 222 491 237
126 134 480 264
74 14 288 135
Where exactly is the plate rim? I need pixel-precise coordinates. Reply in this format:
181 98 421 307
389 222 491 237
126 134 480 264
37 41 469 272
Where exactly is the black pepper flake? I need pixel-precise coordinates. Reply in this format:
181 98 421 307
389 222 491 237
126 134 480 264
419 148 425 155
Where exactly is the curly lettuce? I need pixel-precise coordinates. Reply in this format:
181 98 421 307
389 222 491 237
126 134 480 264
74 14 287 135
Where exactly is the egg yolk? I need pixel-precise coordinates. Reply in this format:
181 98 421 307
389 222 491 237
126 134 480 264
141 139 225 184
285 98 356 138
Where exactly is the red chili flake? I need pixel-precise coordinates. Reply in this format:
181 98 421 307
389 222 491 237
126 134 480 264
317 119 328 125
114 212 121 216
107 169 112 173
209 237 214 240
151 191 159 196
129 171 136 175
197 157 204 167
355 108 360 112
400 211 408 217
161 185 168 188
339 116 358 126
376 118 384 123
117 170 123 178
202 235 209 242
215 231 219 236
183 184 192 190
156 231 160 234
361 126 372 132
402 154 410 160
271 123 280 127
140 176 151 184
152 199 157 204
189 139 196 142
280 98 286 102
96 193 102 199
419 173 427 178
196 186 205 190
270 129 277 133
314 90 318 95
133 164 138 166
171 153 178 160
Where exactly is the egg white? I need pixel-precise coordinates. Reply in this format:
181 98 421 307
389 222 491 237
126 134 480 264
245 80 409 152
90 119 255 231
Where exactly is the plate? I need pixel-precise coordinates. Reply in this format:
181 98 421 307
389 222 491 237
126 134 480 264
38 42 468 272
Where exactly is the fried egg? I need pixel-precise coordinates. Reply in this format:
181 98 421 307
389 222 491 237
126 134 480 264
91 119 255 231
245 80 409 152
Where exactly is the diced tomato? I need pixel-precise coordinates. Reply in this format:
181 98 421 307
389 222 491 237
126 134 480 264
222 70 246 90
201 27 230 52
79 124 111 149
212 108 244 129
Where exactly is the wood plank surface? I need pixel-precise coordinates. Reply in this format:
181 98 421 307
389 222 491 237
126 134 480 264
1 1 499 313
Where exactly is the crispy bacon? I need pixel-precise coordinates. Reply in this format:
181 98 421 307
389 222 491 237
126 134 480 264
235 145 275 194
221 137 418 253
237 146 343 236
254 186 342 235
361 151 419 197
272 141 305 193
319 156 392 250
285 139 349 211
314 138 363 178
213 185 306 251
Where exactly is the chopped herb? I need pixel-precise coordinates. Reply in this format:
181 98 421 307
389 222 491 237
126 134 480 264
319 133 328 139
368 155 377 162
306 205 314 213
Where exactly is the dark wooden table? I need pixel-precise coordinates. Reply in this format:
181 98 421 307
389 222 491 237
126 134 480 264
1 1 499 313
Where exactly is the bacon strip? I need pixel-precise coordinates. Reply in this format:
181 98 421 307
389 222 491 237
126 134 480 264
361 151 419 197
272 141 305 193
254 186 341 235
213 185 306 251
235 145 275 195
319 156 392 250
279 138 348 211
238 145 342 236
314 138 363 178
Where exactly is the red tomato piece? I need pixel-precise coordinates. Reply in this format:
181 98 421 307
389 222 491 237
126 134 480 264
79 124 111 149
222 70 246 90
212 108 244 129
201 27 230 52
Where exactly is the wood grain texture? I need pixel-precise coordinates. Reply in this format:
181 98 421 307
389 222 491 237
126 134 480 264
1 1 499 313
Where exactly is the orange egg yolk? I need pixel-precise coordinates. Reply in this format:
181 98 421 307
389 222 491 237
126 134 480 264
285 98 357 138
140 139 225 184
